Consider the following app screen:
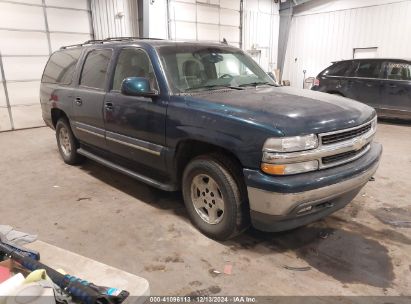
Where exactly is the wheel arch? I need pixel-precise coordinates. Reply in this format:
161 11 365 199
51 108 69 128
173 139 244 187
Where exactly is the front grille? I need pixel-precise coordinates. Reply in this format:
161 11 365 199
322 145 368 165
321 123 372 145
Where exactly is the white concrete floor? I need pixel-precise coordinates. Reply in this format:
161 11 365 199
0 122 410 296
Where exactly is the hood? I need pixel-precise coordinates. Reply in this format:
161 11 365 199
182 86 376 136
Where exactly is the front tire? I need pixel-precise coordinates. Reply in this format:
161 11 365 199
56 118 84 165
182 154 249 240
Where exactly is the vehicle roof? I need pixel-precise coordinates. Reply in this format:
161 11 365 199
333 58 411 63
59 37 233 51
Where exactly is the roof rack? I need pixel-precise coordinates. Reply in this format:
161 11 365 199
60 37 165 50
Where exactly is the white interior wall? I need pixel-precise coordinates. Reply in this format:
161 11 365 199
282 0 411 88
167 0 241 47
0 0 92 131
91 0 139 39
243 0 279 72
148 0 168 39
150 0 279 72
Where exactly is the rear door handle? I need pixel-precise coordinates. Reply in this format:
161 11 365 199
105 102 114 111
75 97 82 106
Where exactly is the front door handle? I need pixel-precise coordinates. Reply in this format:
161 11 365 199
105 102 114 111
75 97 82 106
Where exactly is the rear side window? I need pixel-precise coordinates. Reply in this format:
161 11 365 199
80 49 112 90
355 60 382 78
42 49 82 84
323 61 352 76
386 62 411 81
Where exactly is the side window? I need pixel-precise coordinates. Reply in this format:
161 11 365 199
386 62 411 81
346 61 359 77
112 48 158 91
355 60 382 78
42 49 82 84
80 49 112 90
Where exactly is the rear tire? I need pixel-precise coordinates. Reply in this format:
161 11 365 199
56 118 84 165
182 154 249 240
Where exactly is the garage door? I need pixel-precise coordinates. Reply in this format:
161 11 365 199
168 0 241 47
0 0 93 131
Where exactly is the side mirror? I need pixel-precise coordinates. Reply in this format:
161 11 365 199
121 77 158 97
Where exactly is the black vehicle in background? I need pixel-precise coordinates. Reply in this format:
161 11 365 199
312 58 411 120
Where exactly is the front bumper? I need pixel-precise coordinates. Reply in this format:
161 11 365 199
244 142 382 232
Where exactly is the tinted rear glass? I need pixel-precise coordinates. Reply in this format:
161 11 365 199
80 49 112 90
42 49 82 84
323 61 352 76
386 62 411 81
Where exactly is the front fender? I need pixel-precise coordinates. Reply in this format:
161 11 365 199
174 125 255 164
166 97 283 168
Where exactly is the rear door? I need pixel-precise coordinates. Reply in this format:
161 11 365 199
347 60 383 107
380 61 411 115
319 60 356 95
71 48 113 149
103 47 167 173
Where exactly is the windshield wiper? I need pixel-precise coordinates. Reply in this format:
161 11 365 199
239 82 275 87
185 84 244 92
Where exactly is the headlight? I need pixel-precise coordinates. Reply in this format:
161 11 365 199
263 134 319 153
371 116 377 132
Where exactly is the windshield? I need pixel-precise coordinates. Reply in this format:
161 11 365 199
157 44 276 93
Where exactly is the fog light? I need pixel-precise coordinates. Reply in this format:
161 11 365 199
261 160 319 175
297 205 313 214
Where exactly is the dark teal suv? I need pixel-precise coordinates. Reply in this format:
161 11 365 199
40 38 382 240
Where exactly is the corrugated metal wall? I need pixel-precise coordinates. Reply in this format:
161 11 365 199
90 0 279 72
168 0 241 47
91 0 139 39
243 0 279 72
167 0 279 72
282 0 411 88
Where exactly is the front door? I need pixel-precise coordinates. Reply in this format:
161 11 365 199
104 47 167 173
71 48 113 149
380 61 411 115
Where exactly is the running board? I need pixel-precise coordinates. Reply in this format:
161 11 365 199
77 148 177 191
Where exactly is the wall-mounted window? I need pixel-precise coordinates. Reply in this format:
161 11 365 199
353 47 378 59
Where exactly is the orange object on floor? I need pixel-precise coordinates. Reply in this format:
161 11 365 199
0 265 11 283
